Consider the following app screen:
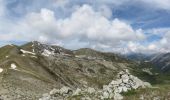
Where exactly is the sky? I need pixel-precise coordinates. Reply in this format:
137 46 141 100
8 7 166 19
0 0 170 54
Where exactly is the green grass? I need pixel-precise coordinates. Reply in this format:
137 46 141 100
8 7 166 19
0 45 14 59
123 85 170 100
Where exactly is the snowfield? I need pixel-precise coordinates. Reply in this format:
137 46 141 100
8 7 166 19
42 49 54 57
11 63 17 69
0 68 3 73
20 49 36 55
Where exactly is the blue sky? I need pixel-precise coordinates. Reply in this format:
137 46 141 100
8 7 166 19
0 0 170 54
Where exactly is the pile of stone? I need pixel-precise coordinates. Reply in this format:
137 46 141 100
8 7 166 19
39 86 73 100
100 69 151 100
39 86 98 100
39 69 151 100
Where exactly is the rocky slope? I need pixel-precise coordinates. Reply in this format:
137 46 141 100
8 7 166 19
0 41 163 100
40 69 151 100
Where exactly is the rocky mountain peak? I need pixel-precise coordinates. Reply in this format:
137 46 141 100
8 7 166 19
21 41 74 57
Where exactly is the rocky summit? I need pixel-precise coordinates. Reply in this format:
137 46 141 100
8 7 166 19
0 41 169 100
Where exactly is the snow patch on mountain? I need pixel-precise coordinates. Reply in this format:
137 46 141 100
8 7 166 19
30 56 37 58
32 41 35 53
0 68 3 73
42 49 55 57
9 44 14 46
22 54 26 57
20 49 36 55
40 47 71 57
31 41 74 58
142 68 153 75
11 63 17 70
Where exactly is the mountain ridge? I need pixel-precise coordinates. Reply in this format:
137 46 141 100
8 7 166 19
0 41 169 100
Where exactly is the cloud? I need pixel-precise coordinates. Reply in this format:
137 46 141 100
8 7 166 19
161 30 170 49
4 5 146 52
69 0 170 11
123 28 170 54
0 0 5 16
125 42 160 54
0 4 147 53
98 5 112 18
140 0 170 10
53 0 69 8
86 0 170 10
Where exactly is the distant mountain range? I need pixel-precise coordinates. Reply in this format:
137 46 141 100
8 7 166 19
125 52 170 73
125 53 152 62
0 41 170 100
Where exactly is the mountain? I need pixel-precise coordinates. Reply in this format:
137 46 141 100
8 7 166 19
150 53 170 72
126 52 170 73
0 41 169 100
125 53 151 62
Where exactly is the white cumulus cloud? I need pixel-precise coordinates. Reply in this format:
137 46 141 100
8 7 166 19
2 4 146 52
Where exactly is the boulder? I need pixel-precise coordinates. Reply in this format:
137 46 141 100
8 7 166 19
101 91 109 99
49 88 60 95
72 88 81 96
59 86 72 95
87 87 95 94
